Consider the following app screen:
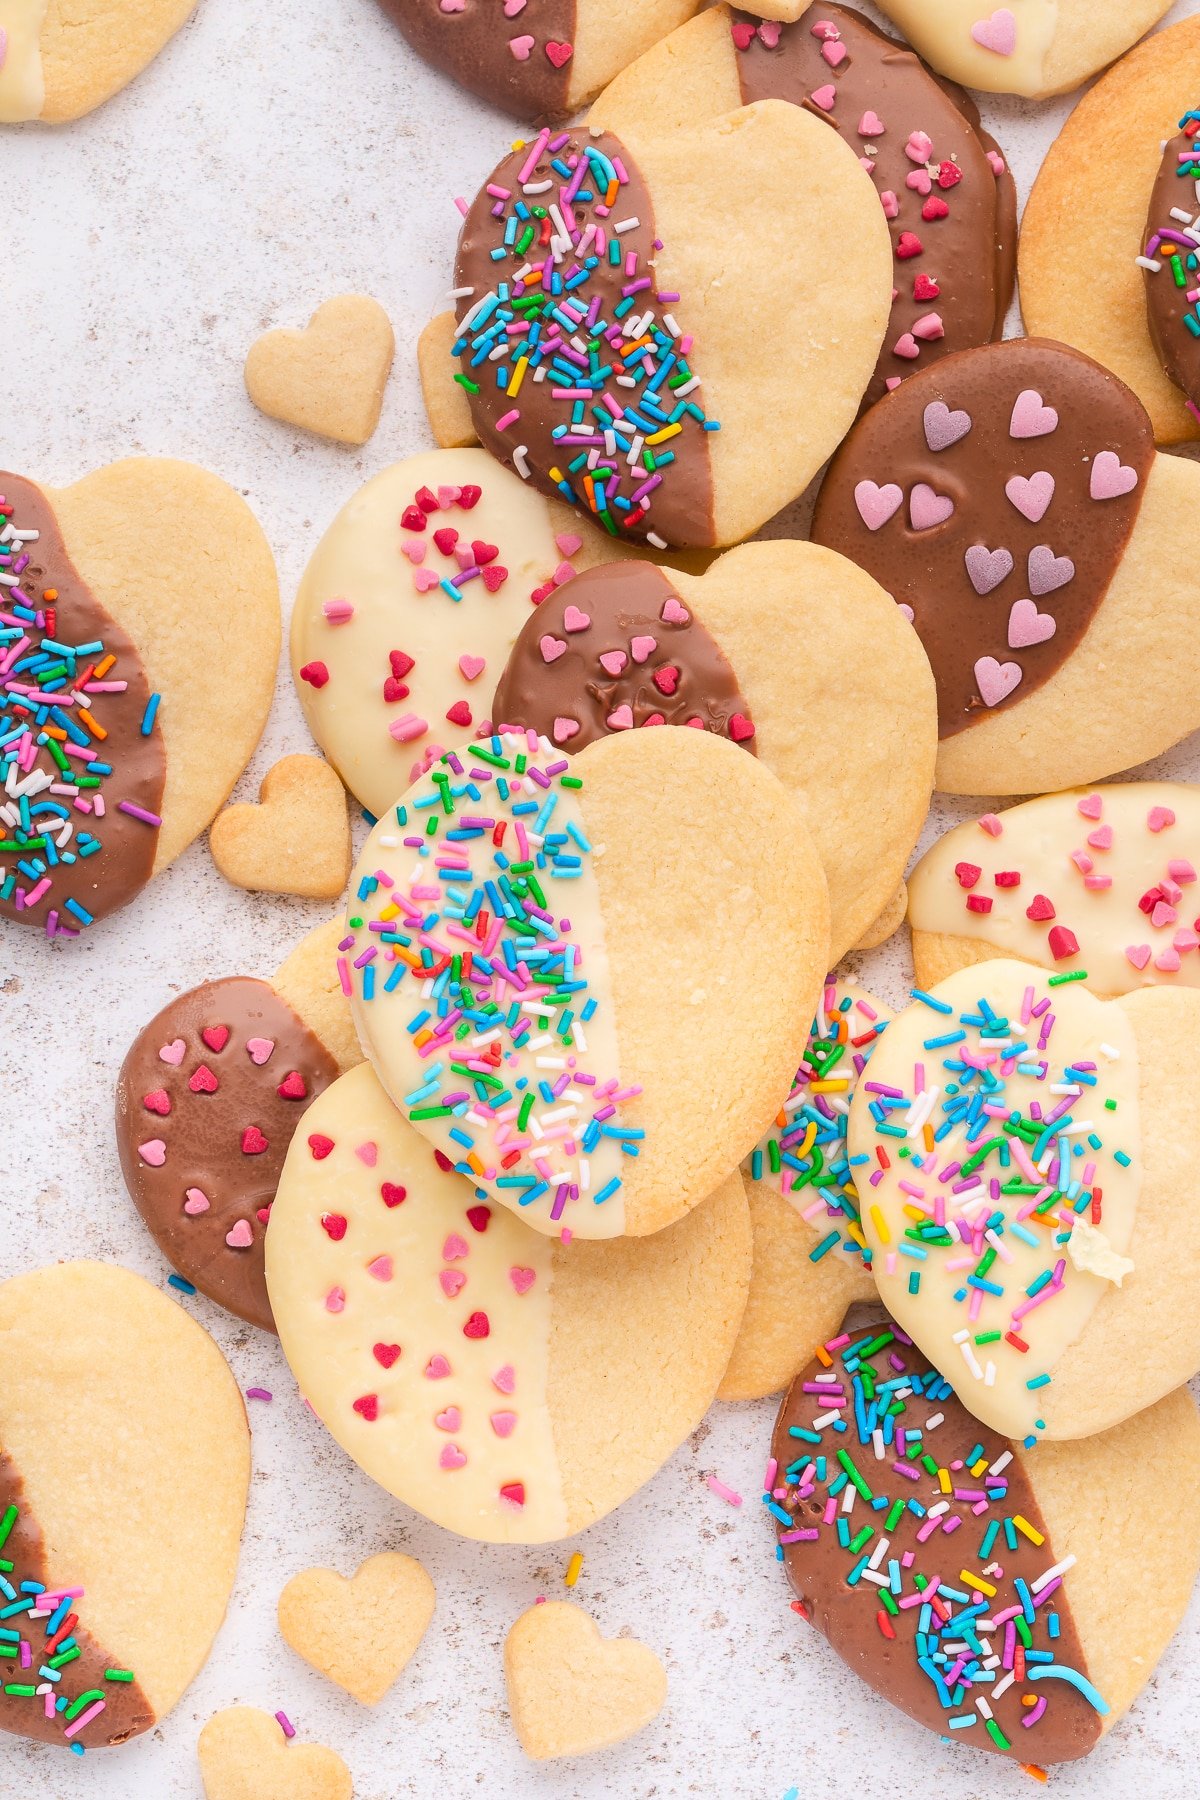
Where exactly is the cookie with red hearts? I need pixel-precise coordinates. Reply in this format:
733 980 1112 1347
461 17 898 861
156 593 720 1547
810 338 1200 795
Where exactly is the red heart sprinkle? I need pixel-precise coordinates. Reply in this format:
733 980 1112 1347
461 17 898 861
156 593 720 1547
400 505 425 532
922 196 950 221
896 232 923 260
381 1182 407 1207
913 274 940 300
937 160 963 189
299 661 329 688
472 540 499 566
256 1206 271 1224
142 1089 171 1115
499 1481 526 1506
729 714 756 742
643 712 666 726
321 1212 348 1240
1026 894 1056 921
373 1343 402 1368
731 20 756 48
433 1149 454 1172
966 894 993 914
352 1394 379 1421
308 1133 335 1160
433 528 459 556
458 484 482 510
390 649 415 679
1138 886 1164 915
653 665 680 695
189 1064 219 1094
1048 925 1079 961
954 862 981 889
277 1070 307 1100
466 1204 491 1232
241 1126 269 1155
445 700 472 727
383 677 410 702
416 486 439 514
530 582 556 605
482 564 508 593
994 871 1021 889
544 39 573 67
202 1025 231 1052
463 1310 491 1339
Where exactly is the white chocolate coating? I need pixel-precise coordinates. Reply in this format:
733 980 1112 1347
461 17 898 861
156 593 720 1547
878 1 1056 93
0 1 47 122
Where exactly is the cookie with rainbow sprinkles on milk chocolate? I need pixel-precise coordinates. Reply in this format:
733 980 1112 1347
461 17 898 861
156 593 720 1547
1141 107 1200 419
341 725 829 1238
847 958 1200 1442
769 1313 1200 1761
433 100 892 548
811 338 1200 796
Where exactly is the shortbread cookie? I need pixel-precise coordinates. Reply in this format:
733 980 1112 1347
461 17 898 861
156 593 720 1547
811 338 1200 795
210 755 351 900
266 1062 752 1542
343 728 827 1238
910 784 1200 997
848 959 1200 1441
591 5 1016 411
437 102 892 548
373 0 700 121
770 1314 1200 1762
116 917 359 1331
1143 108 1200 416
1021 15 1200 448
491 545 935 962
504 1601 666 1759
854 882 907 951
0 1262 249 1749
872 1 1173 98
278 1552 434 1705
1 461 278 935
0 0 196 123
719 979 888 1401
244 297 394 447
198 1707 352 1800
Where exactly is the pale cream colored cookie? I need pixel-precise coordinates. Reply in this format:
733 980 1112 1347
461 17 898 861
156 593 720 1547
198 1707 352 1800
278 1552 434 1706
244 297 395 447
874 0 1172 98
854 884 908 953
266 1063 752 1542
0 0 196 122
344 728 828 1238
209 754 351 900
1021 14 1200 448
504 1601 666 1760
0 1262 249 1749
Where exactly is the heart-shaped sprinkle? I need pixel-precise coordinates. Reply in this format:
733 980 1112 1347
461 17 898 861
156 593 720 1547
356 1141 378 1167
598 650 627 676
660 596 690 624
443 1233 470 1261
158 1038 186 1065
606 704 634 731
277 1070 307 1100
142 1088 171 1116
1009 389 1058 438
893 333 920 360
463 1310 490 1339
137 1138 167 1166
433 527 458 556
439 1443 467 1468
963 544 1013 595
440 0 464 12
225 1219 254 1249
1007 599 1057 648
809 83 837 110
445 699 472 728
913 274 940 301
381 1181 407 1207
325 1286 345 1313
1090 450 1139 500
509 33 534 60
189 1064 219 1094
503 0 526 16
435 1407 462 1432
201 1025 230 1053
1004 471 1055 523
971 8 1016 55
402 538 428 564
653 665 680 696
183 1188 210 1215
729 714 756 743
490 1411 518 1437
822 39 846 66
879 190 900 220
308 1133 334 1160
459 654 486 681
858 110 885 136
906 168 932 197
1027 545 1075 595
562 605 590 632
895 231 923 259
909 483 955 531
353 1395 380 1422
629 635 657 663
246 1036 274 1065
1026 894 1055 921
1125 943 1152 970
912 313 944 342
374 1342 402 1367
545 39 573 67
467 1204 491 1232
1088 824 1114 851
509 1265 537 1295
242 1125 269 1155
555 532 582 556
368 1255 394 1282
974 656 1023 707
553 716 580 744
1077 793 1104 819
853 480 903 531
321 1213 348 1241
923 401 972 452
1148 806 1176 832
499 1482 525 1508
439 1268 467 1297
540 635 567 664
492 1364 516 1393
425 1355 452 1379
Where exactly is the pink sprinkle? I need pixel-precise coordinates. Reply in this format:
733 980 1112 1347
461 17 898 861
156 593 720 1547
322 597 354 623
389 713 429 743
275 1710 296 1740
707 1476 743 1507
978 814 1003 837
495 408 520 431
246 1387 273 1402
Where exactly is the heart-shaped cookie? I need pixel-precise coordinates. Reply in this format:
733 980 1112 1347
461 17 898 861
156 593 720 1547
504 1601 666 1759
278 1552 434 1705
1 459 278 935
1 0 196 123
210 755 351 900
0 1262 249 1748
244 295 394 447
198 1707 351 1800
267 1064 751 1542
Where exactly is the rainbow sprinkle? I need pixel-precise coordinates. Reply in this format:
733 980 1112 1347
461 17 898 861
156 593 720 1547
1139 109 1200 343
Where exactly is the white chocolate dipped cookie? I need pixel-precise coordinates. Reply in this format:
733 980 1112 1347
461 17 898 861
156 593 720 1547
265 1062 752 1543
0 0 197 123
872 1 1173 99
909 784 1200 997
341 727 829 1239
848 958 1200 1442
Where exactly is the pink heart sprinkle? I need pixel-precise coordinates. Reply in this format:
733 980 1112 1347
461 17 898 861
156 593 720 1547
598 650 627 676
964 545 1013 594
402 538 427 564
893 333 920 361
459 654 486 681
555 532 582 556
509 33 534 59
606 704 634 731
368 1255 394 1282
810 84 837 110
509 1265 537 1295
858 110 885 136
503 0 526 16
822 39 846 66
853 480 903 531
225 1219 254 1249
923 401 973 455
905 129 933 163
553 716 580 744
158 1038 186 1066
1007 599 1056 649
413 567 439 593
905 168 932 196
562 605 591 632
183 1188 210 1215
1156 948 1182 973
974 656 1023 707
660 595 690 624
355 1141 378 1166
425 1354 452 1379
757 19 780 47
1027 545 1074 595
443 1233 470 1261
879 189 899 220
142 1089 171 1116
553 561 576 586
437 485 459 507
909 483 955 531
1148 806 1176 832
439 1268 467 1297
490 1411 518 1438
540 635 567 664
630 635 657 663
440 0 464 10
1009 389 1058 439
912 313 944 341
439 1444 468 1469
246 1036 274 1065
325 1286 346 1313
1004 471 1055 524
492 1364 516 1393
1076 793 1104 820
1086 823 1113 850
435 1407 462 1432
138 1139 166 1167
545 39 573 68
1090 450 1139 500
971 8 1017 56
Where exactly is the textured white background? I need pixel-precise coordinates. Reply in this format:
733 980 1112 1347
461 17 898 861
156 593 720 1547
4 0 1200 1794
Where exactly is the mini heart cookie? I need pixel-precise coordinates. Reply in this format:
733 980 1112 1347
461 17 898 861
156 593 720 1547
244 294 394 446
278 1552 435 1705
0 0 197 122
504 1601 666 1759
209 754 351 900
198 1707 351 1800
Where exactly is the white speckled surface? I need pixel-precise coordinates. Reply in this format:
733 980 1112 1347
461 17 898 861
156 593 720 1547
4 0 1200 1792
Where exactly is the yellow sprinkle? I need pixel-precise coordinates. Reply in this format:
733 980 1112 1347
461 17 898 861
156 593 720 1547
798 1121 817 1158
1013 1513 1045 1547
549 466 565 484
379 900 401 922
901 1203 925 1224
970 1457 989 1478
646 422 683 445
508 356 529 399
845 1222 868 1251
869 1204 892 1246
564 1552 583 1588
960 1568 997 1597
810 1079 851 1093
938 1468 952 1495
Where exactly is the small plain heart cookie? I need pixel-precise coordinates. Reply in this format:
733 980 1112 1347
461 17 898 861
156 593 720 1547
115 916 361 1331
266 1063 751 1542
278 1552 434 1705
0 0 197 123
198 1707 352 1800
0 1262 249 1748
210 755 351 900
343 727 829 1238
505 1601 666 1759
244 296 395 447
0 460 279 936
872 0 1172 98
434 101 892 548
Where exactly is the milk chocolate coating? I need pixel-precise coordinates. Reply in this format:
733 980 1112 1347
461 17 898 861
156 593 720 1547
771 1319 1102 1763
1143 126 1200 408
374 0 576 122
0 1453 153 1747
0 473 165 934
811 340 1154 737
733 5 1016 410
454 129 716 548
492 562 756 751
116 978 340 1332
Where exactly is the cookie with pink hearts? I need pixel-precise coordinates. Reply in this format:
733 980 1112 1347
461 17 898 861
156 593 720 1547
871 1 1173 99
811 338 1200 795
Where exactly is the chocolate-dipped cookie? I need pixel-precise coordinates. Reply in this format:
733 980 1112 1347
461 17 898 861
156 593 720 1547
769 1313 1200 1761
591 4 1016 410
1142 111 1200 415
811 338 1200 795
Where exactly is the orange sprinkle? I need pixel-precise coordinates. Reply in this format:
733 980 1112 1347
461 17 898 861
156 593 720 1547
76 708 106 741
1022 1766 1048 1784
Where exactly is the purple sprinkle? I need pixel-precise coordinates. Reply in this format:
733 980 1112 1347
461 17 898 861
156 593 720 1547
275 1710 296 1740
246 1387 273 1403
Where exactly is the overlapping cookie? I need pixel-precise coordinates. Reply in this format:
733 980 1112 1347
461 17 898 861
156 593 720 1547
719 979 888 1402
0 0 198 122
1021 15 1200 447
428 101 892 548
490 544 936 962
848 959 1200 1442
770 1313 1200 1762
266 1062 751 1543
0 1262 249 1750
590 5 1016 411
342 727 828 1238
909 784 1200 997
115 918 360 1331
811 339 1200 795
871 1 1173 98
1 461 278 936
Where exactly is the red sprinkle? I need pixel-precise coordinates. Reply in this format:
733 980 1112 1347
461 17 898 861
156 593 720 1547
994 871 1020 888
896 231 923 260
189 1064 219 1094
1026 894 1055 921
373 1342 402 1368
729 713 756 742
276 1070 307 1100
352 1394 379 1421
966 894 993 914
445 700 472 727
1047 925 1079 961
467 1204 491 1232
380 1182 407 1207
463 1310 491 1339
308 1133 335 1160
299 661 330 689
241 1125 269 1155
499 1481 526 1507
954 862 981 889
321 1213 348 1240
